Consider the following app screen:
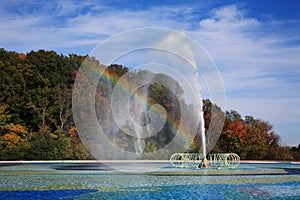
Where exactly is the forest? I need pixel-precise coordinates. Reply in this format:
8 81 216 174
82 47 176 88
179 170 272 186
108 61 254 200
0 48 299 161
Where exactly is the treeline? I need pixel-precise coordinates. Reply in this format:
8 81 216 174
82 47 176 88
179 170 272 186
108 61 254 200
0 48 299 160
204 107 300 160
0 49 90 160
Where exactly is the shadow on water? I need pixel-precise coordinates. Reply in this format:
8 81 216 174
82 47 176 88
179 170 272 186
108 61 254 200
283 168 300 174
52 163 115 171
0 163 21 167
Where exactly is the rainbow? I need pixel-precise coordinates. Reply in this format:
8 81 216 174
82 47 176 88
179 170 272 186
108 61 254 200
81 64 199 152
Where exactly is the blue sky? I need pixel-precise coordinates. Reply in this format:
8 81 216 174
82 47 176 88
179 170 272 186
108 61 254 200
1 0 300 146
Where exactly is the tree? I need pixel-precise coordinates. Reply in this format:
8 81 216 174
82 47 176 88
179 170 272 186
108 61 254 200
226 110 241 122
0 124 29 160
0 104 10 133
54 86 72 130
244 125 268 159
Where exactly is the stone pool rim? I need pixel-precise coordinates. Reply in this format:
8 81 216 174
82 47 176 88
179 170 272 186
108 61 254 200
1 160 300 175
0 160 299 164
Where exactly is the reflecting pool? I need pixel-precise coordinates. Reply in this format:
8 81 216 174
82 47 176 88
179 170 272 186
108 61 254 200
0 161 300 199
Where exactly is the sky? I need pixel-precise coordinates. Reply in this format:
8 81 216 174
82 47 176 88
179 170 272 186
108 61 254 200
1 0 300 146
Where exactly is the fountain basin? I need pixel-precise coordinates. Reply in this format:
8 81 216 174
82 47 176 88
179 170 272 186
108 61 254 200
0 161 299 199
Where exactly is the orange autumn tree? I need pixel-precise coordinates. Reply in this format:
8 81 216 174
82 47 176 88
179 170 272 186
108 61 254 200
67 126 91 159
0 124 29 160
211 109 288 160
213 110 248 158
2 124 27 147
0 104 29 159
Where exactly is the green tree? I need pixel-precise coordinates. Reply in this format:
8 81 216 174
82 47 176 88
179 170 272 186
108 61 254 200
0 104 10 133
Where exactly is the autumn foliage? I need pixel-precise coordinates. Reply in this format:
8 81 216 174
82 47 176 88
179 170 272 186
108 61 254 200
0 48 299 160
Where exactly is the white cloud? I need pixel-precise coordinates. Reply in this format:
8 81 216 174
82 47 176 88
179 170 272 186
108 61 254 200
0 1 191 54
199 5 261 32
188 4 300 145
188 4 300 97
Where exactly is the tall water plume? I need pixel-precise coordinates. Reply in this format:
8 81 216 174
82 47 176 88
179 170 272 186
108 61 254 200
129 86 149 154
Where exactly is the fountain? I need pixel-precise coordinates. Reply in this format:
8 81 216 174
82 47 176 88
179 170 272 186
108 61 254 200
170 153 240 169
199 99 208 168
170 98 240 169
129 86 150 154
169 77 240 168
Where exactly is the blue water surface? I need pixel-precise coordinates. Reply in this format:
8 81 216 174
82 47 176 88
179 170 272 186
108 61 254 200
0 162 300 199
76 182 300 200
0 189 97 200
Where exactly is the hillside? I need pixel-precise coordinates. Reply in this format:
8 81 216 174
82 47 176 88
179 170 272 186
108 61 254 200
0 49 299 160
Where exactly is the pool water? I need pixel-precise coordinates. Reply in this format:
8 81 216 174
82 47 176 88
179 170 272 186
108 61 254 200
0 162 299 199
0 190 98 200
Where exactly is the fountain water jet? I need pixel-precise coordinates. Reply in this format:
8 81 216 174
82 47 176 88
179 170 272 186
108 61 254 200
129 85 150 155
196 74 208 167
199 107 208 167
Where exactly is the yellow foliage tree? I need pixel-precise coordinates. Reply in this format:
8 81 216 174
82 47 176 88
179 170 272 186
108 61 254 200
0 124 28 153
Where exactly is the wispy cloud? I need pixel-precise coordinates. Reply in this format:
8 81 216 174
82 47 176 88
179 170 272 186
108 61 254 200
189 4 300 145
191 4 300 98
0 0 196 54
